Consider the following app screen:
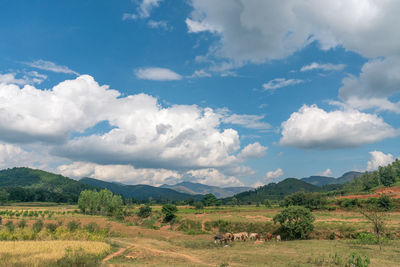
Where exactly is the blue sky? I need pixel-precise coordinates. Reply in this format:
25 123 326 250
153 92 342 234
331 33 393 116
0 0 399 187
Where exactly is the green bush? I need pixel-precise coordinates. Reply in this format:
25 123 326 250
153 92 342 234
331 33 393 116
273 206 315 240
346 252 370 267
53 248 103 267
194 201 204 210
5 221 15 232
46 223 58 233
32 220 43 233
138 205 152 218
17 220 27 229
85 222 100 233
67 220 81 232
162 204 178 222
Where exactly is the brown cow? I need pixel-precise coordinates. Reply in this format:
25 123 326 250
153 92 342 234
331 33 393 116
265 233 273 241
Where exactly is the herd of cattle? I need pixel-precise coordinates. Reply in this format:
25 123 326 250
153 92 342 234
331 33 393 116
214 232 281 245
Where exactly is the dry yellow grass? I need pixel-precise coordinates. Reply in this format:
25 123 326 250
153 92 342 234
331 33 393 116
0 240 110 266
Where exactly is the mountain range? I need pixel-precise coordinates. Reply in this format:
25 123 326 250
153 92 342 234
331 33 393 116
160 181 253 198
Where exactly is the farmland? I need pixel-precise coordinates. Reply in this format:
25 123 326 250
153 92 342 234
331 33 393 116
0 203 399 266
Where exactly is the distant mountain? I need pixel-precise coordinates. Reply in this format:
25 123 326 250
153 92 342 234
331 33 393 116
80 178 202 201
160 181 253 198
231 178 321 202
300 171 363 186
335 171 363 184
0 167 93 203
301 176 336 186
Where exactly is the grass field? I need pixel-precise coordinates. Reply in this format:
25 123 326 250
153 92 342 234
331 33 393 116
1 204 399 266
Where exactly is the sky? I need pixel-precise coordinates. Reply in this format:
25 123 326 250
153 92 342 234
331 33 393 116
0 0 399 187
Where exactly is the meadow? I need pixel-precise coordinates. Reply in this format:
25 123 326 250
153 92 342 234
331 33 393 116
0 203 399 266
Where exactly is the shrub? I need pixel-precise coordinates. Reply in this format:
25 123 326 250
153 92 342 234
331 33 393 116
17 220 27 229
54 248 103 267
138 205 152 218
273 206 315 240
161 204 178 222
5 221 15 232
67 220 81 232
346 252 370 267
46 223 58 233
85 222 100 233
194 201 204 210
377 195 394 211
283 192 327 210
32 220 43 233
264 199 272 208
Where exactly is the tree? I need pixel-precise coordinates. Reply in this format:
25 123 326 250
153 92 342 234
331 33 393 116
282 191 327 210
138 205 152 218
162 204 178 222
0 189 9 204
78 189 123 217
202 194 218 206
263 199 272 208
273 206 315 240
379 166 396 187
194 201 204 210
359 205 387 250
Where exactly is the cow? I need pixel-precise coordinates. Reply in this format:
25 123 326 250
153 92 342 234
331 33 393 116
232 233 243 241
214 233 233 245
238 232 249 241
249 233 262 241
276 235 281 242
265 233 273 241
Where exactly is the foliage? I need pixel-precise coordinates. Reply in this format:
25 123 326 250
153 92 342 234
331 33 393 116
161 204 178 222
33 220 43 233
202 194 219 206
84 222 100 233
282 191 327 210
52 247 103 267
273 206 315 240
78 189 123 217
0 189 9 204
46 223 58 233
17 219 27 229
5 221 15 232
67 220 81 232
346 252 370 267
194 201 204 210
263 199 272 208
137 205 152 218
359 205 387 250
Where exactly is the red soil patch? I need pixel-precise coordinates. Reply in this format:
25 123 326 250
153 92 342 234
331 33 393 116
338 186 400 199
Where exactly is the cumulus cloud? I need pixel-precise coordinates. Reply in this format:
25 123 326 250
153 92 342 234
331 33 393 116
263 78 303 91
122 0 162 20
339 57 400 113
135 67 182 81
318 168 333 177
186 168 244 187
366 151 396 171
280 105 399 149
300 62 345 72
187 0 400 63
264 168 284 181
0 72 47 85
238 142 267 160
24 60 78 75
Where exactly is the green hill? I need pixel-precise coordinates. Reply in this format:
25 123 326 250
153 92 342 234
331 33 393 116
230 178 321 203
0 167 93 203
80 177 203 201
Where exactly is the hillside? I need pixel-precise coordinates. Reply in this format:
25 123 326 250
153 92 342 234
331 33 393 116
160 181 252 198
80 178 202 201
0 167 93 203
300 171 363 187
231 178 321 203
301 176 336 186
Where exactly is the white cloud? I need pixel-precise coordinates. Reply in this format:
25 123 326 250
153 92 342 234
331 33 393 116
186 168 244 187
238 142 267 160
218 109 271 130
0 72 46 86
318 168 333 177
366 151 396 171
135 67 182 81
187 0 400 63
263 78 303 91
147 20 169 30
24 60 78 75
264 168 284 181
300 62 345 72
188 70 212 78
339 57 400 113
123 0 162 20
280 105 399 149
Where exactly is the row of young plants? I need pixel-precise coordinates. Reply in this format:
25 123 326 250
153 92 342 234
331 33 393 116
0 219 113 241
0 209 79 218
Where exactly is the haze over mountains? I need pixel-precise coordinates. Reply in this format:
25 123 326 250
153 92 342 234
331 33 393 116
300 171 363 187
